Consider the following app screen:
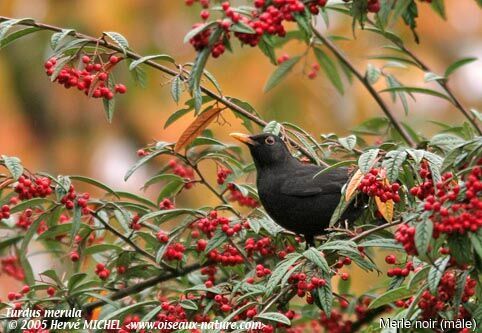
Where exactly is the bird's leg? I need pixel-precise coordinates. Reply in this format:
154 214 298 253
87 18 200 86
304 234 315 249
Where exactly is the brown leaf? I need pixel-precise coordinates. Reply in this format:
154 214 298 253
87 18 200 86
375 196 394 223
174 107 222 153
345 169 363 202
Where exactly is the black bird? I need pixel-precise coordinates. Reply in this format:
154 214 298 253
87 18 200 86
230 132 363 247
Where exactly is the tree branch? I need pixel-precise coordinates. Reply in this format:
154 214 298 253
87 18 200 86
0 16 328 167
82 262 203 313
311 25 416 148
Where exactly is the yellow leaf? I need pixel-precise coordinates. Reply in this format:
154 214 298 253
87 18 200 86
345 169 364 202
375 196 394 223
174 107 222 153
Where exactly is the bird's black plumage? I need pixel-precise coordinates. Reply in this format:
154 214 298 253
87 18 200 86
231 132 364 246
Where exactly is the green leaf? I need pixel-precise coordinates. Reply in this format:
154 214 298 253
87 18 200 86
428 256 450 294
430 0 446 19
9 198 53 214
266 255 301 294
0 236 23 251
423 151 443 184
313 160 356 179
390 0 412 25
303 248 329 273
103 31 129 55
127 59 147 88
358 149 379 174
0 18 35 42
263 121 282 136
408 265 430 290
70 175 118 198
102 75 116 123
129 54 175 71
124 150 167 181
445 57 477 77
50 29 75 50
144 174 184 190
157 179 184 203
183 22 217 44
230 22 255 34
315 276 333 316
102 300 158 321
70 204 82 241
1 155 23 180
368 287 413 309
180 299 198 311
447 234 473 265
0 27 40 50
138 208 205 224
415 218 433 256
258 36 277 66
429 134 465 152
424 72 444 82
263 56 300 92
380 86 453 103
67 273 87 291
468 229 482 261
170 76 182 104
84 244 123 255
338 135 357 150
359 238 404 250
382 150 407 183
256 312 291 326
314 48 344 94
365 64 381 84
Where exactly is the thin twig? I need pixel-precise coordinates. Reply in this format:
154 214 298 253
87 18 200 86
351 219 404 242
311 24 416 148
90 209 175 272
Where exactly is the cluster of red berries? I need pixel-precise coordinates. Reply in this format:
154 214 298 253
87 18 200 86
245 237 274 256
164 243 186 261
16 209 35 229
358 169 401 203
214 294 232 312
201 265 217 283
254 264 272 278
334 256 352 269
14 175 52 200
187 0 329 58
159 198 175 210
1 256 25 281
307 63 321 80
227 183 259 207
118 314 141 333
216 167 232 185
207 244 244 266
95 263 111 280
409 161 435 200
60 185 90 214
156 230 169 243
1 204 10 220
196 238 207 252
130 214 142 230
385 256 415 277
418 270 476 320
167 159 195 189
427 168 480 236
7 285 30 302
394 223 417 255
44 55 126 100
292 272 327 299
196 211 228 236
156 301 188 324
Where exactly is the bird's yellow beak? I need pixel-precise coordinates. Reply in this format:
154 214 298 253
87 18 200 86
230 132 255 146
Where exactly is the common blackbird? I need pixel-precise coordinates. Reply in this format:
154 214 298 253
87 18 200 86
230 132 364 247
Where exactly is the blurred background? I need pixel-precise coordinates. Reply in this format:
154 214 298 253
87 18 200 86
0 0 481 301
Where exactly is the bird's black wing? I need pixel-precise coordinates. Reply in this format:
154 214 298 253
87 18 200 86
280 166 350 197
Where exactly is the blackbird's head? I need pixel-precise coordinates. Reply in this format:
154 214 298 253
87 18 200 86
230 132 294 169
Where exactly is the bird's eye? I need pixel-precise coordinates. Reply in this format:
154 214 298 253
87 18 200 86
265 136 275 145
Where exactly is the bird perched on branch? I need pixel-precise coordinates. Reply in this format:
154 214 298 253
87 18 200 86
230 132 364 247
